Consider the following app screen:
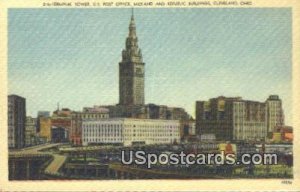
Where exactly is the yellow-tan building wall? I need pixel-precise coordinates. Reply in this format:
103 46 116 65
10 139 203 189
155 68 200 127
39 117 51 141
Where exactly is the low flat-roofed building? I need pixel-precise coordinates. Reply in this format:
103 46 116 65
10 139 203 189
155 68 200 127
273 125 293 142
82 118 180 146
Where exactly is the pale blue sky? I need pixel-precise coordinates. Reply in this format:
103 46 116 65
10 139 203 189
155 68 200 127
8 8 292 125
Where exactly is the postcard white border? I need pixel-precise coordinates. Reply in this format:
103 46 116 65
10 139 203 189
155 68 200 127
0 0 299 191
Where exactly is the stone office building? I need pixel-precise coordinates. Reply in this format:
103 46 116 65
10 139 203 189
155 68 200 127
266 95 284 133
82 118 180 146
25 116 37 146
196 96 281 142
8 95 26 149
70 106 109 145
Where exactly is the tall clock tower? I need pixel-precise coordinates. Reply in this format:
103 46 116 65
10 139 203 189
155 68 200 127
119 11 145 105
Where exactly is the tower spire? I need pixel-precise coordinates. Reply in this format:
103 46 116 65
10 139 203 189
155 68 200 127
128 8 137 41
129 8 136 35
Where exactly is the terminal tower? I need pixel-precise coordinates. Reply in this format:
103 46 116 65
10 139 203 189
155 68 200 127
119 11 145 106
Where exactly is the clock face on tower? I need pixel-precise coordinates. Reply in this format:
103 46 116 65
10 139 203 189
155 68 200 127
135 68 144 76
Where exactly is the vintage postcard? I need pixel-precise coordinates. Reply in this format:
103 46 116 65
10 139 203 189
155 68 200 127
0 0 299 191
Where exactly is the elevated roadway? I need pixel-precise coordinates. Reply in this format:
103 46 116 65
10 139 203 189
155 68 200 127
9 143 67 178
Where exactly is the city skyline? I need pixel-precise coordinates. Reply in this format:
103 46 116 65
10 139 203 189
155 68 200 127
8 8 292 125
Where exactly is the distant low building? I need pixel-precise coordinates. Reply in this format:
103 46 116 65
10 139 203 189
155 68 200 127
200 134 216 142
273 125 293 142
236 142 257 158
37 111 50 118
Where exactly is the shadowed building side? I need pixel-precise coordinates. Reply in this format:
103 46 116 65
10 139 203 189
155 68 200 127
8 95 26 149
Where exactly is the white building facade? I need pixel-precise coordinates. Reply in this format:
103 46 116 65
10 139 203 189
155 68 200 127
82 118 180 146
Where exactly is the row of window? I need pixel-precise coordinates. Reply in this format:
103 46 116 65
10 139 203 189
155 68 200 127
83 132 179 137
126 133 179 137
83 138 122 142
84 128 122 133
83 124 122 129
81 114 108 119
83 123 179 129
83 132 122 137
83 137 179 143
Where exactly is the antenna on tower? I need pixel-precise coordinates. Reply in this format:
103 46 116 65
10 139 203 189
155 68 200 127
57 102 60 111
131 7 134 19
